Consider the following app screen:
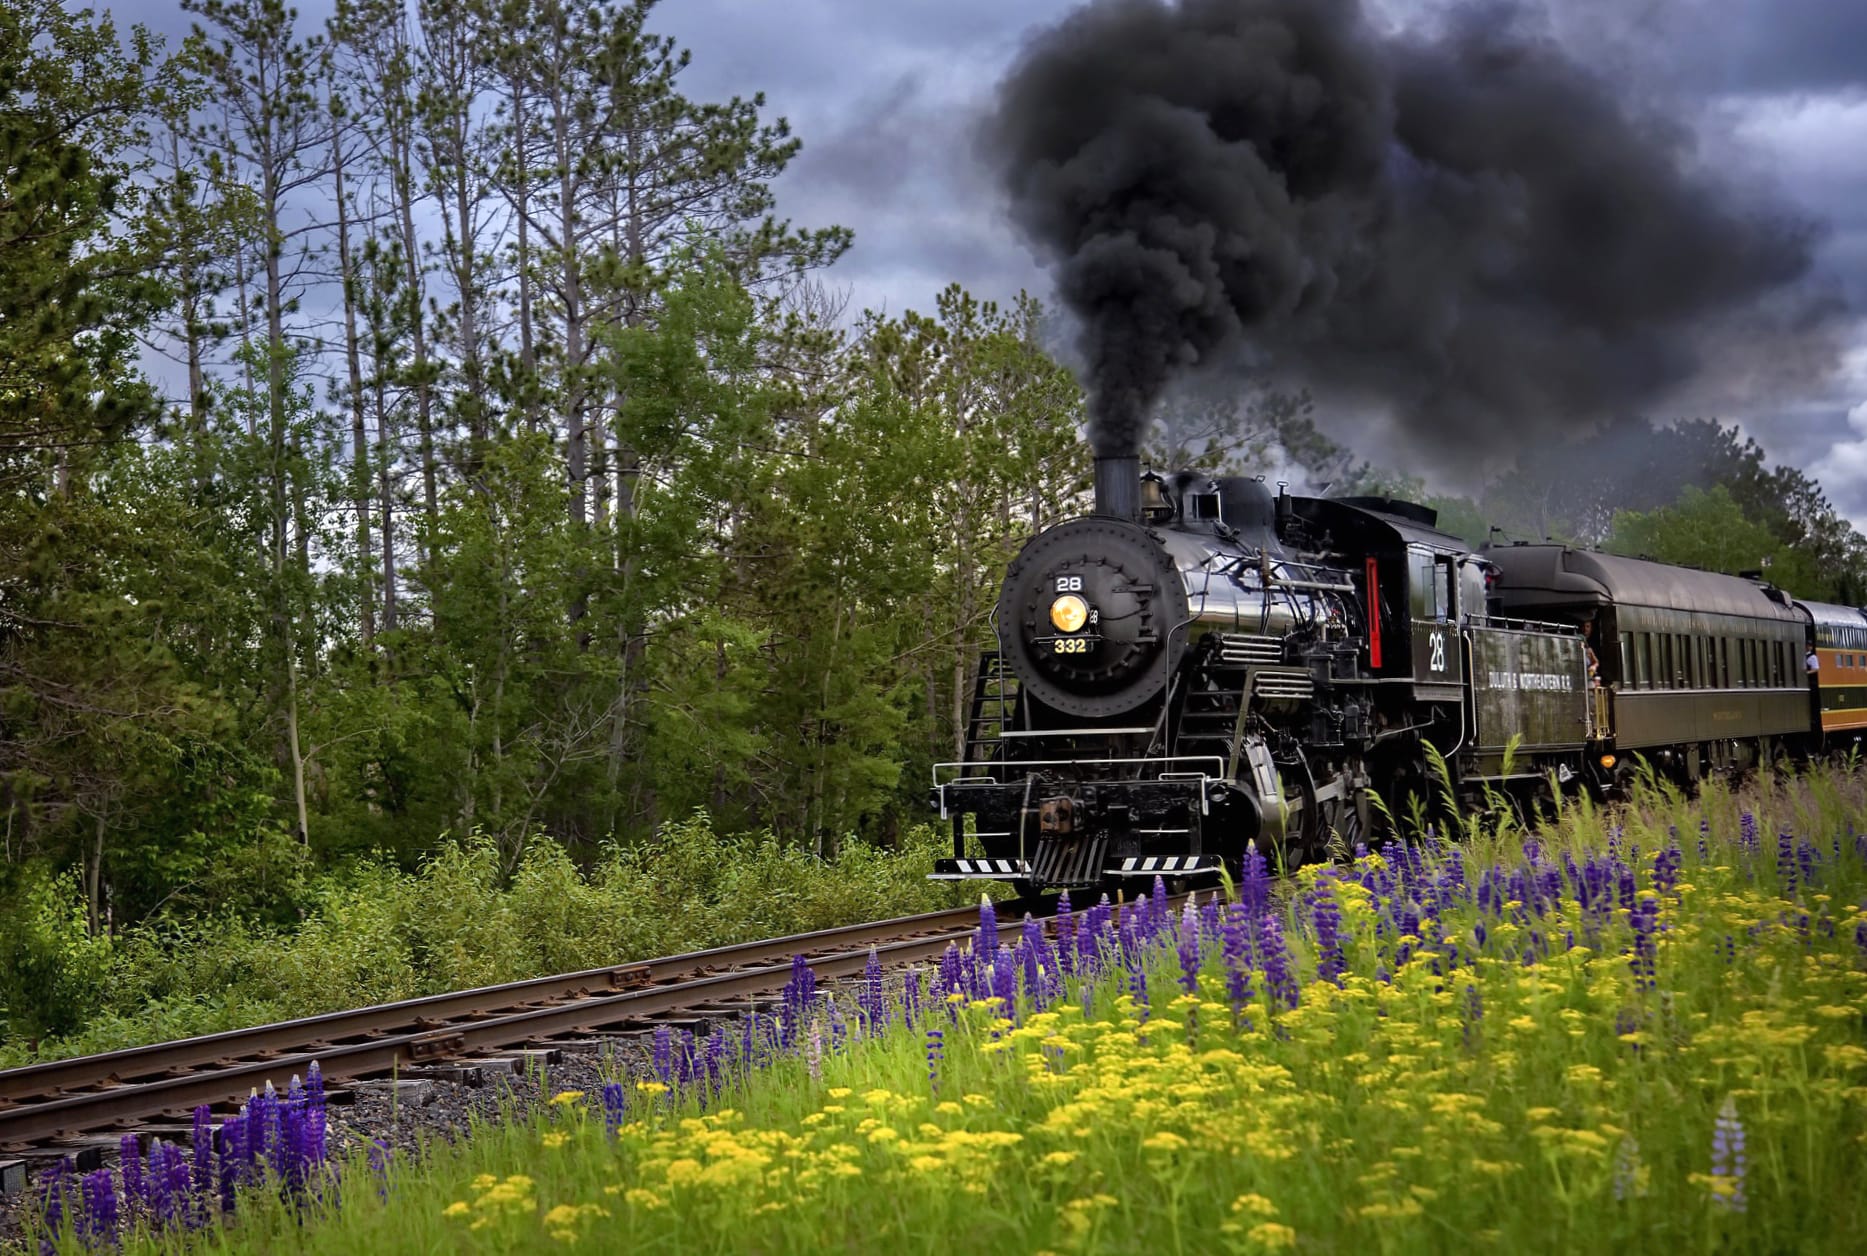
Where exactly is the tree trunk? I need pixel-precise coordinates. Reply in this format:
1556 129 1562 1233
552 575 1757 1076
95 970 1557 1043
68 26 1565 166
375 370 398 632
393 133 439 568
510 76 538 434
331 99 375 646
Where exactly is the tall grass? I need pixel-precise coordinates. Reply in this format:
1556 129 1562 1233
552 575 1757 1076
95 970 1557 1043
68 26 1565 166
44 768 1867 1253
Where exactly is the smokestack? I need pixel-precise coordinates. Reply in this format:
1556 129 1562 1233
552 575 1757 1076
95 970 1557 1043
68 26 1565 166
1094 455 1140 520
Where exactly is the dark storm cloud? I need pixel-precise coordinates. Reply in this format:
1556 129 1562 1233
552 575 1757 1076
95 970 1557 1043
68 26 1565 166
981 0 1839 461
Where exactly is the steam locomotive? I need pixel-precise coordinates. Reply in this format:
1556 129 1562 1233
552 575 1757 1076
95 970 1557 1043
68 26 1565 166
929 456 1866 892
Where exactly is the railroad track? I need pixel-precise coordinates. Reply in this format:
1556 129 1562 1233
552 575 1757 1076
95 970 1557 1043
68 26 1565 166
0 901 1050 1157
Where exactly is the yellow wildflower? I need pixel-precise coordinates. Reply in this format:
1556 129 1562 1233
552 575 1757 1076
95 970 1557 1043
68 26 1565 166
548 1090 585 1107
541 1131 570 1149
1230 1193 1278 1216
442 1201 469 1218
1246 1222 1297 1249
1142 1131 1188 1153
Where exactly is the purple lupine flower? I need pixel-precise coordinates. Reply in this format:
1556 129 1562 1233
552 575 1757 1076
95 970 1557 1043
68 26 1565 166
217 1114 241 1215
81 1167 119 1249
190 1105 213 1218
1630 893 1660 991
652 1024 674 1087
1796 837 1820 894
904 967 922 1029
1037 935 1065 1004
977 894 998 970
277 1102 304 1194
37 1158 74 1256
1259 912 1299 1010
939 942 964 1015
120 1133 145 1216
925 1026 944 1095
740 1008 760 1070
1022 915 1045 1008
704 1028 727 1094
1129 962 1150 1032
151 1140 191 1230
678 1029 698 1085
368 1137 393 1200
866 944 888 1030
859 947 886 1034
1777 830 1798 899
1654 842 1683 897
828 994 847 1053
258 1081 281 1172
1612 1136 1643 1201
1310 878 1346 986
1462 983 1483 1049
304 1062 327 1166
1177 900 1202 995
1221 903 1254 1029
1117 910 1141 971
1087 894 1115 972
782 954 816 1047
1615 862 1636 914
1055 891 1076 976
992 945 1018 1014
1698 819 1711 862
1710 1095 1747 1212
1152 876 1169 938
1241 840 1271 919
601 1082 627 1139
1739 811 1759 855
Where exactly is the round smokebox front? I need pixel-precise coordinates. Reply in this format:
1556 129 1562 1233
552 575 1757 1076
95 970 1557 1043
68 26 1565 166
999 517 1189 719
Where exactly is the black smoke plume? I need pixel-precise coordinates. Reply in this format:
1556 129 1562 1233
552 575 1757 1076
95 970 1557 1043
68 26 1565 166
984 0 1833 460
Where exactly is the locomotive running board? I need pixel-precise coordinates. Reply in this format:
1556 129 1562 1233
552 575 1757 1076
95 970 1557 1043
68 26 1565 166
928 853 1224 881
1106 855 1224 878
929 858 1032 880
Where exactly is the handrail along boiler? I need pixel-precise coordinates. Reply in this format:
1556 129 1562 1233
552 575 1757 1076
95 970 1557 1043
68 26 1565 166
931 458 1851 894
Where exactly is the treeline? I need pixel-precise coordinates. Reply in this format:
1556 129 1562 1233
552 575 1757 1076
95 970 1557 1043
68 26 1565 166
3 0 1093 938
5 0 1866 961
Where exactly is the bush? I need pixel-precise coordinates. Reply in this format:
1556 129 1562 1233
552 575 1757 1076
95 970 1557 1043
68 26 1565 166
0 817 975 1066
0 867 114 1043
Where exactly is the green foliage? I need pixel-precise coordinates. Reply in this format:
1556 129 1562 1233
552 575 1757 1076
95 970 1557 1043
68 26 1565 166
0 867 113 1041
0 814 973 1067
1605 484 1823 595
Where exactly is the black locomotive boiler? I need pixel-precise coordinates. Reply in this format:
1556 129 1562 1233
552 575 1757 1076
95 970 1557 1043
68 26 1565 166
930 456 1850 894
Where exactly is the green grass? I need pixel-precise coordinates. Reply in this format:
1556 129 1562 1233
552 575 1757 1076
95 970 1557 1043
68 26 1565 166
33 770 1867 1253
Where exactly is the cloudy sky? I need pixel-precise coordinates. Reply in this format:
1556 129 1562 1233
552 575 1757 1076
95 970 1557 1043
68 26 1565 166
132 0 1867 512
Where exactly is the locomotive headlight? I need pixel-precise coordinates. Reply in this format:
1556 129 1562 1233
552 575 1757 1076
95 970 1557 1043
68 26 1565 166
1049 594 1089 634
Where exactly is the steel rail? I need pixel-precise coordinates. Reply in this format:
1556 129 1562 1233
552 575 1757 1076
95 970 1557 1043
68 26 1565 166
0 901 1046 1151
0 903 989 1107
